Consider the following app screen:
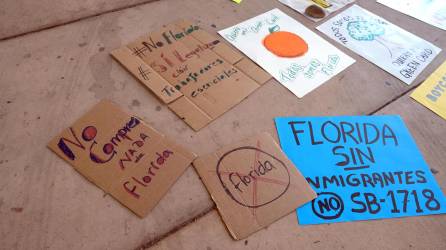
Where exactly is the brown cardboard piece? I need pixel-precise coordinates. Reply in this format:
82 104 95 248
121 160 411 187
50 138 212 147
111 20 271 131
48 100 196 218
193 132 316 240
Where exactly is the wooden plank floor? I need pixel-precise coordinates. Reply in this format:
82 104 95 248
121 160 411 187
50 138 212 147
0 0 445 249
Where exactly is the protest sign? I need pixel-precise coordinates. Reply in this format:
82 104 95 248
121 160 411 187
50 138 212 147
112 20 271 131
317 4 441 85
411 61 446 120
378 0 446 31
219 8 355 98
279 0 355 22
193 132 316 239
48 100 196 217
275 115 446 224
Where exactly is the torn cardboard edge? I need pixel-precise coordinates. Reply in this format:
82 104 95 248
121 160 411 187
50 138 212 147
111 19 271 131
47 99 197 218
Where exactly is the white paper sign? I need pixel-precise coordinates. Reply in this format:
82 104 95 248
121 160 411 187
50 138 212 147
317 4 441 85
279 0 355 22
219 8 355 98
378 0 446 31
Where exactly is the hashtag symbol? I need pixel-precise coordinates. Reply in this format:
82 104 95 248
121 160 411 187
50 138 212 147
132 46 149 58
138 65 151 80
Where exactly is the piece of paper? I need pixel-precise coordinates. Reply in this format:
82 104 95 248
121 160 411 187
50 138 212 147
275 115 446 225
111 20 271 131
48 100 196 217
193 132 316 239
378 0 446 31
317 4 441 85
279 0 355 22
411 61 446 120
218 9 355 98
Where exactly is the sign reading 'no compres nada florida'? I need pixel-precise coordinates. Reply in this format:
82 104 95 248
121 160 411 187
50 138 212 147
275 115 446 224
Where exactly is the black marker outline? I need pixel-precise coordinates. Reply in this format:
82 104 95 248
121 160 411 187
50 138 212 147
216 146 291 208
311 192 344 220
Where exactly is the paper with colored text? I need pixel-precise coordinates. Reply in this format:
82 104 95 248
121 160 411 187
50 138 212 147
219 8 355 98
317 4 441 85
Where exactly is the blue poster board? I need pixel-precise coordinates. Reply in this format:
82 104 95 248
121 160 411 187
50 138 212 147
275 115 446 224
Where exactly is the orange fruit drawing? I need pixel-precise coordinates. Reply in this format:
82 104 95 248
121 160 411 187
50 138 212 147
263 31 309 58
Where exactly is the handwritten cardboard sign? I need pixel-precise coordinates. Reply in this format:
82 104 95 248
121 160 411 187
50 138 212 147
111 20 271 131
275 115 446 224
218 9 355 98
411 61 446 120
317 4 441 85
378 0 446 31
48 100 196 217
279 0 355 22
193 132 316 239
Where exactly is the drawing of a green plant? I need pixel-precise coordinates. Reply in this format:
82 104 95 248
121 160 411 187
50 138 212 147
347 19 397 58
347 20 385 41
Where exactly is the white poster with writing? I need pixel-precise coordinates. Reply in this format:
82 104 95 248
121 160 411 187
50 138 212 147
317 4 441 85
219 8 355 98
378 0 446 31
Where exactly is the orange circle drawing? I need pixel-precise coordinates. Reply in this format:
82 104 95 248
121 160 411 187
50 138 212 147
263 31 308 58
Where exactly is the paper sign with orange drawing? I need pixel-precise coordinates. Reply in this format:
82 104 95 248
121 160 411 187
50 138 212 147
219 8 355 98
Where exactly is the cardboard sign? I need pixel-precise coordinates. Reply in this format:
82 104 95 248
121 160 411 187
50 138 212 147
378 0 446 31
218 9 355 98
411 61 446 120
317 4 441 85
193 132 316 239
111 20 271 131
275 115 446 225
279 0 355 22
48 100 196 217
